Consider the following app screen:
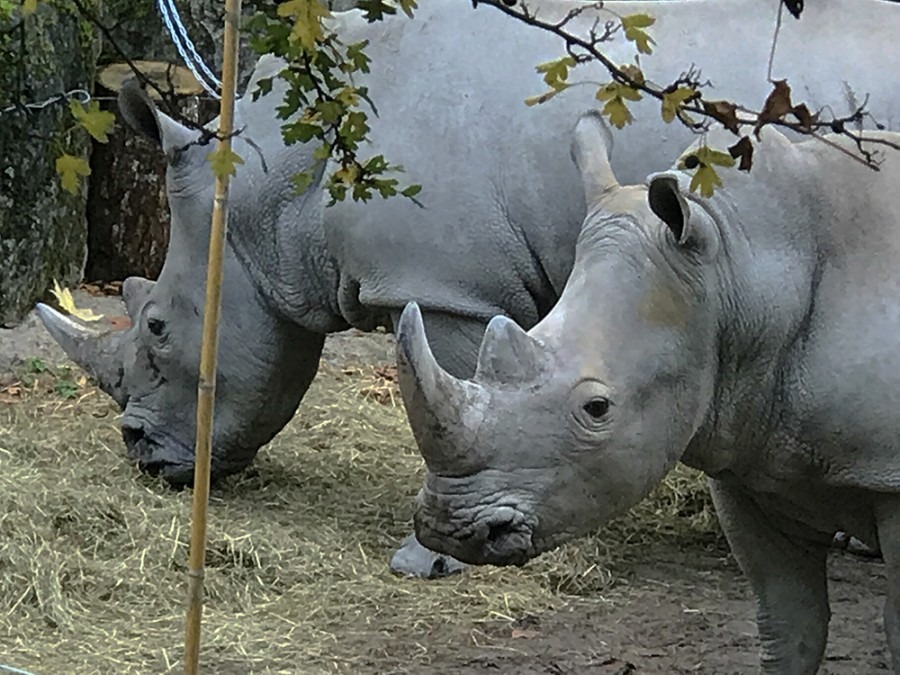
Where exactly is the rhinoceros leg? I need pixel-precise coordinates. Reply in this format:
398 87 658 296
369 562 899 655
873 496 900 672
388 308 489 578
709 478 829 674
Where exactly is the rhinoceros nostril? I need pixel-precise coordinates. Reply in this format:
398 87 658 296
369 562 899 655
122 426 145 448
487 518 518 543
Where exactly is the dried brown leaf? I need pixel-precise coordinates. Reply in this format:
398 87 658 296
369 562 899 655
791 103 817 132
755 80 793 138
728 136 754 172
702 100 740 134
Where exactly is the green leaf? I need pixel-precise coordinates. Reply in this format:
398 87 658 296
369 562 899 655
206 147 245 180
689 164 722 198
401 184 422 198
661 87 696 124
69 100 116 143
55 154 91 194
21 0 36 14
292 170 316 195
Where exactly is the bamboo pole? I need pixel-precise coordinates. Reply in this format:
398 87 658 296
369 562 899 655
183 0 242 671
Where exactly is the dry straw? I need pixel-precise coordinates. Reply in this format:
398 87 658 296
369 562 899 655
0 362 721 673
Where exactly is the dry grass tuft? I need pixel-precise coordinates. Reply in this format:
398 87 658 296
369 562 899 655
0 359 720 674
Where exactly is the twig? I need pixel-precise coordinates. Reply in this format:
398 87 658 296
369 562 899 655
475 0 900 169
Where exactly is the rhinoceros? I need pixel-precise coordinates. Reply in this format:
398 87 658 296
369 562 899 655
37 0 900 578
396 112 900 670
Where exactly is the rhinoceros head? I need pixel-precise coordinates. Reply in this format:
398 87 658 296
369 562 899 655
397 112 721 566
38 61 327 485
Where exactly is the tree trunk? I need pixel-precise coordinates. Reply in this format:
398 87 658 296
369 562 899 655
0 4 98 327
82 0 259 283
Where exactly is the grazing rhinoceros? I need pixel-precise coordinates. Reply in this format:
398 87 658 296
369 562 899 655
396 112 900 670
38 0 900 578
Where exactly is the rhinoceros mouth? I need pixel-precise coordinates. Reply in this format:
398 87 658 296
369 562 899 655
413 495 538 567
122 423 197 486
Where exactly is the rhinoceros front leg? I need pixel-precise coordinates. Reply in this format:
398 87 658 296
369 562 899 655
709 478 829 674
388 308 489 579
874 495 900 672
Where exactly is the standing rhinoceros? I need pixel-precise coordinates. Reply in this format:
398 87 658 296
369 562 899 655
397 111 900 670
38 0 900 578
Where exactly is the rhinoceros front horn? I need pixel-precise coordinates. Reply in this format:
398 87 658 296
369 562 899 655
36 303 127 408
474 314 545 385
395 302 485 475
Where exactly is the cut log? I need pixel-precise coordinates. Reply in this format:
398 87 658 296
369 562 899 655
83 69 216 282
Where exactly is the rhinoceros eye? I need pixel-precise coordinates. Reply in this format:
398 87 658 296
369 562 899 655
147 317 166 337
582 398 610 420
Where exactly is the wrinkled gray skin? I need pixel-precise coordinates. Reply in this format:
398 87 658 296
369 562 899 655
399 111 900 672
39 0 899 578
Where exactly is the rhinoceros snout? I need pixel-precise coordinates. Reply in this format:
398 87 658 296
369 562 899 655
413 494 536 567
122 425 197 486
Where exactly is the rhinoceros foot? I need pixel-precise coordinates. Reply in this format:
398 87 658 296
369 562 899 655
390 533 467 578
832 531 882 559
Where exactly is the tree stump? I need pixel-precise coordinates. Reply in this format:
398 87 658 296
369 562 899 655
84 61 212 282
82 0 261 282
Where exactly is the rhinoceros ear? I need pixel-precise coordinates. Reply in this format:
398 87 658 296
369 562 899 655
571 111 620 206
648 173 691 243
118 79 199 160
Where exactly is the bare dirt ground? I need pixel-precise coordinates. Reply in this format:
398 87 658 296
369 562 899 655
0 290 891 674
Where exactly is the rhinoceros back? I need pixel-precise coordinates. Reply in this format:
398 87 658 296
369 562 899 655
320 0 900 331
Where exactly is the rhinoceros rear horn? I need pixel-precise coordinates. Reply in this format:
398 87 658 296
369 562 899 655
475 315 546 385
36 303 127 408
395 302 484 474
571 110 620 205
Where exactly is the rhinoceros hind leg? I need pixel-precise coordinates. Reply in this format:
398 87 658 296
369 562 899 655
873 495 900 673
390 533 467 578
709 478 829 674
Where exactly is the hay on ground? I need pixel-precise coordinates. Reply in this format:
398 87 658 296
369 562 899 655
0 358 720 674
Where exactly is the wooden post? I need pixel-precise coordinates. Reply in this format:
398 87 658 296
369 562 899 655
182 0 242 671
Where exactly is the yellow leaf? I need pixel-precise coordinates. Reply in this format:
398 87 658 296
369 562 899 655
621 15 656 55
206 147 245 180
277 0 331 52
49 279 104 322
55 154 91 194
624 26 655 54
694 145 737 168
398 0 417 19
334 163 359 185
601 97 633 129
661 86 696 123
689 164 722 198
621 13 657 54
524 89 563 107
535 56 576 92
336 87 359 107
70 100 116 143
21 0 37 14
620 12 656 30
596 80 642 104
